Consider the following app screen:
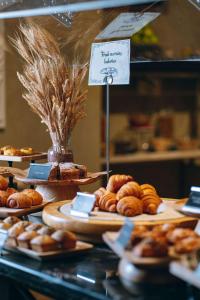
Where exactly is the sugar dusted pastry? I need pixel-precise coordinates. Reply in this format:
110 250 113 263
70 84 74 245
106 174 133 193
94 187 106 206
142 194 161 215
117 181 143 200
22 189 43 206
0 190 9 207
30 235 58 252
7 222 26 247
7 193 32 209
51 230 77 250
3 216 21 225
18 231 38 249
140 184 157 194
0 175 8 190
98 192 118 212
117 196 143 217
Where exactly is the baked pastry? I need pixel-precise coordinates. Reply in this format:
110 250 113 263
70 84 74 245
98 192 118 212
0 222 12 230
37 226 55 235
131 225 148 246
25 223 43 232
106 174 133 193
7 193 32 209
17 231 38 249
0 175 8 190
30 235 58 252
167 228 197 244
3 216 21 225
117 196 143 217
117 181 143 200
132 237 168 258
0 190 9 206
142 194 162 214
48 163 60 180
7 221 28 247
94 187 107 206
59 163 87 180
20 147 33 155
4 147 21 156
6 187 18 196
174 237 200 254
51 230 77 250
140 184 157 194
1 145 12 152
22 189 43 206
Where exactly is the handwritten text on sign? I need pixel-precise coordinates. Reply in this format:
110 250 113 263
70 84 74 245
88 39 130 86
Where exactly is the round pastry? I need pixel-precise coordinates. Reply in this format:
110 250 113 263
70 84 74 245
174 237 200 254
3 216 21 225
30 235 58 252
51 230 77 250
6 187 18 196
21 189 43 206
117 181 143 200
25 223 43 232
17 231 38 249
37 226 55 236
0 222 12 230
167 228 197 244
7 192 32 209
0 190 9 207
4 148 21 156
99 192 118 212
20 147 33 155
142 194 162 215
132 237 168 258
94 187 107 207
0 175 8 190
106 174 133 193
117 196 143 217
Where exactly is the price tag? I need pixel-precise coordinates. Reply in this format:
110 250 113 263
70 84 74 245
28 163 54 180
115 219 134 251
70 192 96 218
182 186 200 215
89 39 130 86
0 230 8 255
96 12 160 40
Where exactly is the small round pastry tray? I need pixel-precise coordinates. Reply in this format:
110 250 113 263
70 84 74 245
42 198 197 243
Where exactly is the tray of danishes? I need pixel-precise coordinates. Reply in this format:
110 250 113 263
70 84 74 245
0 175 49 217
103 223 200 269
0 216 93 260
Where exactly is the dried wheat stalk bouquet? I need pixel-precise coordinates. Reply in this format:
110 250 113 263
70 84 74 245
11 24 88 150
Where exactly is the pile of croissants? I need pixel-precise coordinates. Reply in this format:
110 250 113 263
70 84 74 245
94 174 162 217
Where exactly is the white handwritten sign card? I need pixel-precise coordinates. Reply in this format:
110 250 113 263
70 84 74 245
88 39 130 86
96 12 160 40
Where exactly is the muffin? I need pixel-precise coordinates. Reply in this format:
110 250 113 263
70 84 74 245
51 230 77 250
17 231 38 249
3 216 21 226
30 235 58 252
26 223 43 232
37 226 55 236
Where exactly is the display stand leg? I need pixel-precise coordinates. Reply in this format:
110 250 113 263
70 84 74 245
35 185 80 202
7 161 14 188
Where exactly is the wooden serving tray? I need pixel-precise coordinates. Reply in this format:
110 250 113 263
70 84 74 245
0 200 49 218
42 199 197 243
0 152 47 162
6 241 93 261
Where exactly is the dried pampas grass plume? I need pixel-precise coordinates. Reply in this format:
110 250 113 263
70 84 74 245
11 23 88 148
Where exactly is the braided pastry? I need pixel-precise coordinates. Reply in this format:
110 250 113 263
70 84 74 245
142 194 161 215
94 187 106 207
117 181 143 200
117 196 143 217
106 174 133 193
99 192 117 212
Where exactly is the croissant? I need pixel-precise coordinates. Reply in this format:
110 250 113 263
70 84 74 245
7 192 32 209
106 174 133 193
0 175 8 190
0 191 9 207
140 184 157 194
117 181 143 200
117 196 143 217
94 187 107 207
142 194 161 215
22 189 43 206
99 192 118 212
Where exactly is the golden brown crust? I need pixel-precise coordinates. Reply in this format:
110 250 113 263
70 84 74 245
17 231 38 249
25 223 43 232
0 191 9 207
51 230 77 250
140 184 157 193
167 228 197 244
132 237 168 258
142 194 161 215
99 192 118 212
7 193 32 209
94 187 107 206
6 187 18 196
0 222 12 230
0 175 8 190
106 174 133 193
117 181 143 200
22 189 43 206
37 226 55 235
117 196 143 217
30 235 58 252
20 147 33 155
3 216 21 225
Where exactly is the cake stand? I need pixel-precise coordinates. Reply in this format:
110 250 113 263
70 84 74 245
15 172 105 201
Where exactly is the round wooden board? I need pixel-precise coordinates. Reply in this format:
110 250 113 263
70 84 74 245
42 199 198 243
